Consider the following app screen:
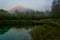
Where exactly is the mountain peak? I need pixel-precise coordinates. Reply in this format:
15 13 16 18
6 6 24 11
12 6 24 10
8 6 34 13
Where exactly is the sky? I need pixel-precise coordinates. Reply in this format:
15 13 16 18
0 0 53 11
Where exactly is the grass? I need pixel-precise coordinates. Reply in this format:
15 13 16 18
30 18 60 40
30 24 60 40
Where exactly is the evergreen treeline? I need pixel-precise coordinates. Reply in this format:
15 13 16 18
0 9 48 20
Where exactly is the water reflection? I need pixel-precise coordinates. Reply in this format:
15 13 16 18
0 25 33 34
0 28 31 40
0 27 11 34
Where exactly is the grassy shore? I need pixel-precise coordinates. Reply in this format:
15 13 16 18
30 18 60 40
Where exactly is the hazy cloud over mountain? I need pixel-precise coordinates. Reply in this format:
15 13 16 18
0 0 52 11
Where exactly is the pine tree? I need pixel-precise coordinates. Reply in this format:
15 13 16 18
51 0 60 18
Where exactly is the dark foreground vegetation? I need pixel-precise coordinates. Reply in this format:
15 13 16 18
30 18 60 40
30 24 60 40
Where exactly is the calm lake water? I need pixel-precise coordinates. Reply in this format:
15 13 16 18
0 28 31 40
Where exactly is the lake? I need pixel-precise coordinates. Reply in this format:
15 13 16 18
0 28 32 40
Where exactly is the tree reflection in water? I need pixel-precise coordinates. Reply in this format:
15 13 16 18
0 25 32 34
0 27 11 34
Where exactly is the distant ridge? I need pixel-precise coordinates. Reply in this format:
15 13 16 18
8 6 34 13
